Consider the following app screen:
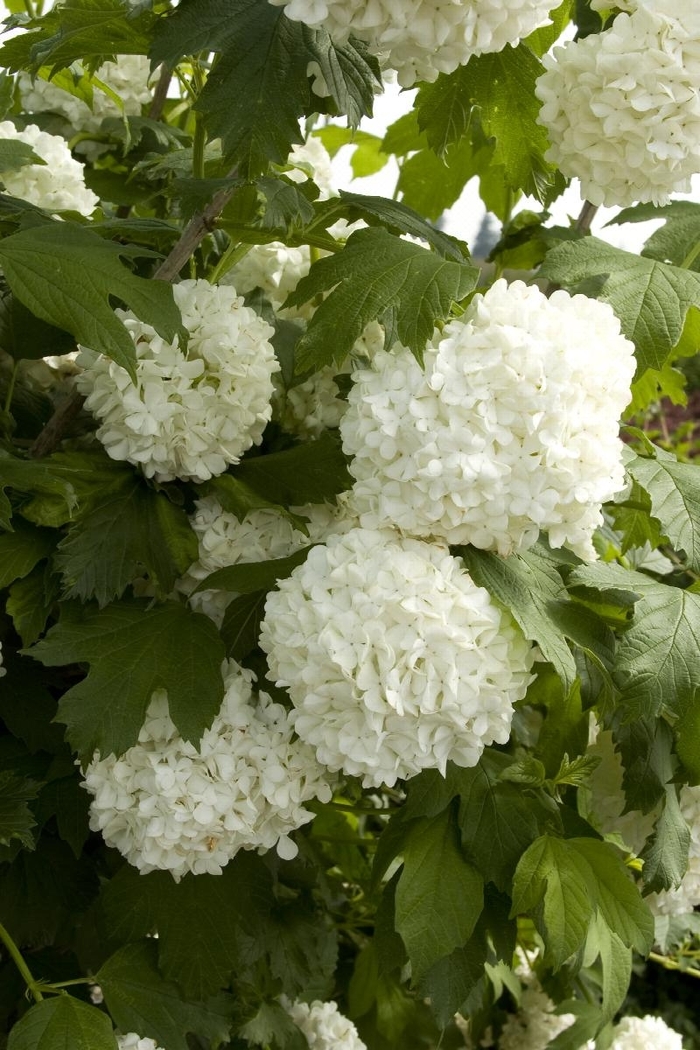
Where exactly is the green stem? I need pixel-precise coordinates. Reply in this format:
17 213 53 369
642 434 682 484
649 950 700 980
45 977 92 990
191 62 207 181
679 239 700 270
208 240 251 284
0 920 44 1003
326 800 394 816
22 0 36 15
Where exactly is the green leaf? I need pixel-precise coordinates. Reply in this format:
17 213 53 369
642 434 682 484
0 0 155 72
0 141 45 174
610 481 664 556
0 772 38 850
511 835 595 969
316 127 388 178
36 775 91 860
6 563 58 647
0 292 75 363
416 45 556 200
459 545 576 688
524 0 573 56
640 787 690 893
197 473 307 531
7 996 117 1050
287 227 478 372
614 716 674 813
194 547 314 597
97 940 233 1050
28 599 226 759
0 519 55 589
0 224 185 380
538 236 700 378
232 433 352 507
219 590 267 661
0 451 80 531
419 936 488 1026
240 1002 307 1049
54 474 198 606
395 809 484 980
455 752 554 892
568 838 653 954
626 446 700 572
397 138 485 224
311 191 470 261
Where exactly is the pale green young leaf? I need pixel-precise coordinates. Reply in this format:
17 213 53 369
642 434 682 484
0 224 185 380
54 475 198 606
397 138 484 224
459 545 577 688
0 772 38 850
640 787 691 893
97 941 234 1050
568 838 653 954
0 519 55 589
511 835 595 969
7 996 117 1050
287 227 478 372
28 599 226 759
610 481 664 555
395 809 484 980
524 0 573 56
538 236 700 377
626 446 700 572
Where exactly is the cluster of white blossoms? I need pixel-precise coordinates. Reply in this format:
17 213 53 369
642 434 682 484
117 1035 165 1050
260 526 534 787
19 56 152 158
82 661 333 879
0 122 98 215
536 2 700 207
282 998 367 1050
268 0 555 86
606 1015 683 1050
76 279 278 482
496 983 577 1050
341 280 635 560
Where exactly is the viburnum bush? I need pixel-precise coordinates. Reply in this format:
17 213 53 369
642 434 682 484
2 0 700 1048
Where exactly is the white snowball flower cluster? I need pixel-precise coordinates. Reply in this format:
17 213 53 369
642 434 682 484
536 3 700 207
608 1015 683 1050
19 56 152 159
341 280 635 560
647 784 700 916
497 984 577 1050
82 661 333 879
0 122 98 215
283 998 367 1050
269 0 555 86
288 136 336 199
117 1034 165 1050
260 526 534 788
76 279 278 482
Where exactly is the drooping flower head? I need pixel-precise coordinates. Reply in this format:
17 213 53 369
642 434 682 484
0 122 98 215
536 3 700 206
260 526 534 788
77 279 278 482
268 0 555 86
82 661 334 879
340 280 635 560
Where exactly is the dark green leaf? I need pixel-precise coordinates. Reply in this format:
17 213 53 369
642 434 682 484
233 433 352 507
97 940 234 1050
0 771 38 850
287 227 478 372
0 0 155 72
6 563 58 647
194 546 313 597
538 237 700 377
0 451 80 532
240 1002 307 1049
0 141 45 174
0 292 75 363
302 32 380 130
220 590 267 661
614 716 674 813
568 838 653 954
36 776 91 859
459 545 576 688
197 473 307 531
626 445 700 572
28 599 226 758
54 475 198 606
0 519 55 589
395 809 484 980
0 224 185 380
419 936 487 1026
640 787 690 893
7 996 117 1050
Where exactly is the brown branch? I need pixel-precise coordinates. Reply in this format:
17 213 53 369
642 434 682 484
29 388 85 458
147 64 172 122
574 200 598 235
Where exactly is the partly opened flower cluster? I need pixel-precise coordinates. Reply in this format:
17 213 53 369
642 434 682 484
536 2 700 206
260 526 534 787
268 0 555 85
82 661 333 879
77 279 278 482
340 280 635 560
283 998 367 1050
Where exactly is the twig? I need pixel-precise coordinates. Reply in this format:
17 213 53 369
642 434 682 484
574 200 598 235
29 388 85 458
148 64 172 122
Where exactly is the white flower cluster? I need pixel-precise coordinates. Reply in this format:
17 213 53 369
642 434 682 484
498 984 577 1050
283 998 367 1050
341 280 635 560
608 1015 683 1050
0 122 98 215
19 56 152 159
82 661 333 879
117 1034 165 1050
287 136 337 199
260 526 534 787
268 0 555 86
76 279 278 482
536 3 700 207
